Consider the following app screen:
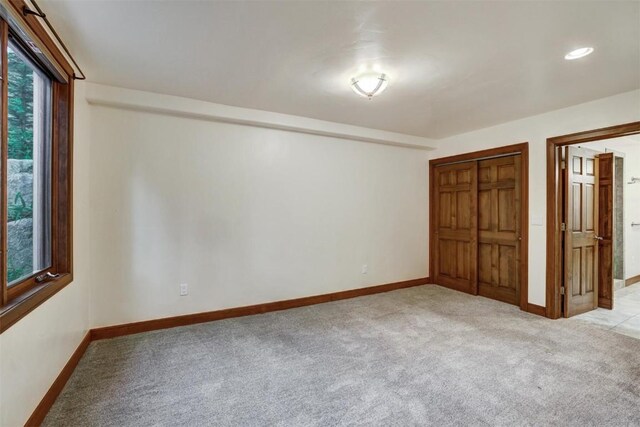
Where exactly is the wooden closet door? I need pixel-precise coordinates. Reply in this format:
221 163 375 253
477 155 521 306
433 162 478 294
564 146 599 317
597 152 614 309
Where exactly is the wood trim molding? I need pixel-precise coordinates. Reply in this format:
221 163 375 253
429 142 530 313
0 11 75 334
525 303 546 317
625 274 640 287
0 274 73 334
1 19 8 307
546 122 640 146
25 278 430 425
545 139 562 319
545 121 640 319
6 0 74 78
25 331 91 427
91 277 431 340
21 277 559 425
429 142 529 167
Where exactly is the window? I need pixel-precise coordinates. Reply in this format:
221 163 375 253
7 39 52 286
1 2 74 333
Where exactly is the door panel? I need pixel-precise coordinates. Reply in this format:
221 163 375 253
477 155 521 305
597 152 614 309
433 162 478 294
564 147 599 317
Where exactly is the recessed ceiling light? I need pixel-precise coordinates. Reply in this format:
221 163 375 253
351 72 389 99
564 47 594 60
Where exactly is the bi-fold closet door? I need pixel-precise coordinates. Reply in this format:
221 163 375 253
433 155 522 306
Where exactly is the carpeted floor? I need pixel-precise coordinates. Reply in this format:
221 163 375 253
43 285 640 426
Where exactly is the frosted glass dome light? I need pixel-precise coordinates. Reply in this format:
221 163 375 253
350 72 389 99
564 47 594 60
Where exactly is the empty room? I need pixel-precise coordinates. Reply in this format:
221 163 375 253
0 0 639 426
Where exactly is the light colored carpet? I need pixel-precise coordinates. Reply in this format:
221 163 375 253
43 285 640 426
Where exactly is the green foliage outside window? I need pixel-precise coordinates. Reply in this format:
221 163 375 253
8 193 31 221
8 48 34 160
7 46 35 283
7 253 28 284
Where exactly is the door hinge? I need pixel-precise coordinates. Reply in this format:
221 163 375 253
561 222 566 231
561 160 566 169
560 286 565 295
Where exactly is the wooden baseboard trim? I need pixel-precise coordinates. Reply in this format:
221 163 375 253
26 278 430 425
525 303 546 317
28 277 570 426
25 331 91 427
91 277 431 341
625 274 640 287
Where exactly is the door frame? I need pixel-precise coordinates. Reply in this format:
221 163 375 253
429 142 530 313
545 121 640 319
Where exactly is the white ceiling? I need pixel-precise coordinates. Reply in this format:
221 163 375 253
42 0 640 139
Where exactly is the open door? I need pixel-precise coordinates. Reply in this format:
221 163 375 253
433 161 478 294
564 146 600 317
597 152 614 309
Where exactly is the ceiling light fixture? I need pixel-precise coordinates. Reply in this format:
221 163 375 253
564 47 594 60
351 72 389 99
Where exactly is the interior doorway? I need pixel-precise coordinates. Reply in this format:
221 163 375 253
568 137 640 338
546 122 640 325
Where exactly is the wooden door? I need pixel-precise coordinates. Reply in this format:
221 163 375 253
477 155 522 306
597 152 614 309
433 161 478 294
564 147 600 317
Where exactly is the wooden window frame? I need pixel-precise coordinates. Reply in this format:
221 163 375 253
545 122 640 319
0 0 74 334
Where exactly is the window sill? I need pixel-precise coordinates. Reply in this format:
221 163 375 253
0 273 72 334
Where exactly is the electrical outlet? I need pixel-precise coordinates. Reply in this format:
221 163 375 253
361 264 368 274
180 283 188 296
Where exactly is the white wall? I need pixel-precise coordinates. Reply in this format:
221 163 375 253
0 82 92 427
583 137 640 280
87 86 640 324
625 147 640 279
430 90 640 306
87 84 430 327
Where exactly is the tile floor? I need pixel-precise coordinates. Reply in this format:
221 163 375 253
573 282 640 339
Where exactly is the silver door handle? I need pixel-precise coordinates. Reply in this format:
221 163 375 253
594 236 603 241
